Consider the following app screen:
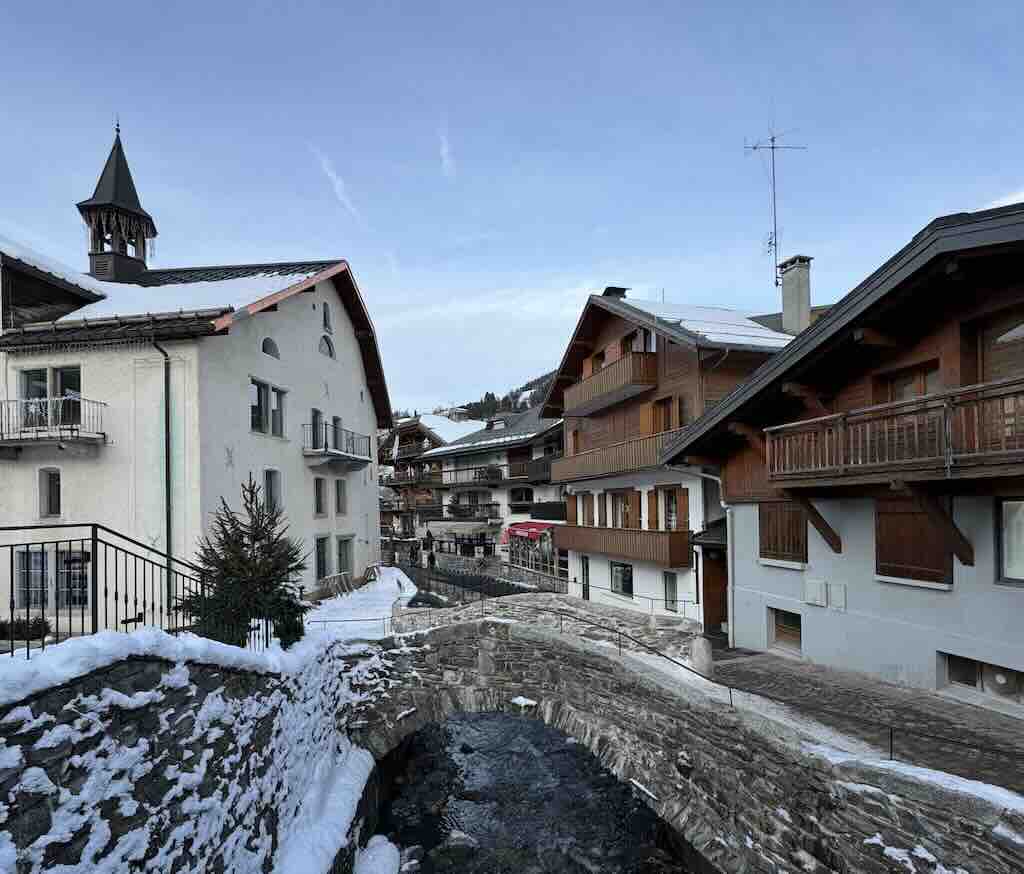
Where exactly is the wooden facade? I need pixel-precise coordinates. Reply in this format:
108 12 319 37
553 525 692 568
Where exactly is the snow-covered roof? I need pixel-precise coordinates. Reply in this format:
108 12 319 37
0 234 108 299
621 299 792 351
420 407 562 459
416 414 486 444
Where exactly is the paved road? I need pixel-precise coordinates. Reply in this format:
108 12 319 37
714 652 1024 794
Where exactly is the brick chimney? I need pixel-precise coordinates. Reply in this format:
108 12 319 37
779 255 812 335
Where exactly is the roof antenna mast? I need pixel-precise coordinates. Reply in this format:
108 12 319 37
745 129 806 287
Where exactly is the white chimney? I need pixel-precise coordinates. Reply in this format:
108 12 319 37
779 255 812 335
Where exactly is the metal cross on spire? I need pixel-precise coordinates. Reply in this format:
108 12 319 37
745 129 807 287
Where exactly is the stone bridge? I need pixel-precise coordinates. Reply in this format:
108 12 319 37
2 620 1022 874
350 618 1024 874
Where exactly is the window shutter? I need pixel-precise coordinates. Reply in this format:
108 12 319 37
677 396 688 427
675 488 689 531
584 493 594 526
630 490 642 530
876 496 951 583
582 357 594 379
647 490 659 530
598 492 607 527
640 402 655 436
566 495 577 526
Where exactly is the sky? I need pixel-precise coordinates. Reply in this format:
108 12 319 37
2 1 1023 414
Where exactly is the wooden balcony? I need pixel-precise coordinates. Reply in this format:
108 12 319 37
380 469 442 487
562 352 657 416
443 464 528 488
765 376 1024 487
552 427 687 483
553 525 692 567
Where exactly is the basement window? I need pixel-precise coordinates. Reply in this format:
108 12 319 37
770 608 802 653
944 653 1022 706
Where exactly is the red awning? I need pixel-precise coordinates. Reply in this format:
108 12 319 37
503 521 556 543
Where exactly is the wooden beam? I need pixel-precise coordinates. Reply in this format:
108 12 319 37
783 492 842 554
679 454 722 468
853 327 899 348
728 423 766 460
781 382 829 416
891 481 974 567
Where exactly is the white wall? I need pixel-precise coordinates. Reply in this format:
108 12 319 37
731 497 1024 690
196 280 381 590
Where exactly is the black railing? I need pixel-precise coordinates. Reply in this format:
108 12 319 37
529 501 567 521
302 423 371 458
526 454 560 483
0 397 106 443
446 502 501 521
442 464 527 486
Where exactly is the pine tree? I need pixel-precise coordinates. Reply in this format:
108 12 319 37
178 477 309 648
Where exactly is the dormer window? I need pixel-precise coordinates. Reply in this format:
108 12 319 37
319 336 335 359
262 338 280 359
322 302 332 334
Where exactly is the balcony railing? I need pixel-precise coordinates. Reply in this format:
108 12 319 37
525 454 560 483
446 502 502 522
302 423 372 459
530 501 568 521
563 351 658 417
0 397 107 445
380 469 443 487
442 464 529 487
552 427 688 483
765 376 1024 483
553 525 692 567
395 443 427 459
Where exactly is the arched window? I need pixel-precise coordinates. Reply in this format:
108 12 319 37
261 337 280 359
319 336 335 359
322 302 332 334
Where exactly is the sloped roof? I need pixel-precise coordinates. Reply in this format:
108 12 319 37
76 132 154 223
393 414 486 445
420 406 562 459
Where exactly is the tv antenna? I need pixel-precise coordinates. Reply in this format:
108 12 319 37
745 129 806 287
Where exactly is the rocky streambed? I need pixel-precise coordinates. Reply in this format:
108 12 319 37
371 713 690 873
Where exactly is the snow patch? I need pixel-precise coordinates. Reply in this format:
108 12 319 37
353 835 401 874
509 696 537 708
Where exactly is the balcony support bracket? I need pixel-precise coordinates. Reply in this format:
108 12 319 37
781 382 830 416
783 492 842 554
892 481 974 567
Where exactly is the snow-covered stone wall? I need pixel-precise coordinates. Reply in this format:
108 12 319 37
0 634 390 873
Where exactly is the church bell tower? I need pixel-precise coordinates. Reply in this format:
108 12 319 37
77 125 157 282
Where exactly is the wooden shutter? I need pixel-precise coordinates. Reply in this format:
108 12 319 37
675 488 689 531
647 490 659 530
582 357 594 379
566 495 577 526
640 402 655 436
598 492 607 527
629 490 642 530
583 493 594 526
758 502 808 562
876 496 952 584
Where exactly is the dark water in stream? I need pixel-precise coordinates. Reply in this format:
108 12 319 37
375 713 690 874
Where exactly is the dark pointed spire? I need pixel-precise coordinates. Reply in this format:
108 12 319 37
77 129 153 223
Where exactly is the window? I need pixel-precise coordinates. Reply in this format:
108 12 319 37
759 502 808 563
314 477 326 515
271 388 286 437
665 489 678 531
335 478 347 515
997 499 1024 585
16 550 47 609
322 302 332 334
611 492 634 529
611 562 634 598
251 379 270 432
332 416 343 450
311 408 323 449
319 336 335 359
262 338 280 359
510 487 534 507
663 571 678 612
337 537 353 577
876 496 952 584
54 367 81 426
264 470 281 512
315 537 329 580
653 398 673 433
884 362 940 402
57 550 88 609
944 653 1022 704
40 469 61 517
21 369 49 427
771 608 802 652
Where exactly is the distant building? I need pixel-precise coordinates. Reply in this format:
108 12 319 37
0 128 391 631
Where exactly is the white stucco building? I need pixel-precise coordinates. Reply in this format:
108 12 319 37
0 131 391 637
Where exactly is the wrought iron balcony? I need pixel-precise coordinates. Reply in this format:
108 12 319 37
765 376 1024 486
562 352 658 417
553 525 691 567
0 397 107 448
552 427 687 483
442 464 529 487
302 423 372 469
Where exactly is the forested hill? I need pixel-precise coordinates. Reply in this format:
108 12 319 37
457 370 556 420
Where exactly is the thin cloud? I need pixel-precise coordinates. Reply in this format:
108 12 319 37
309 145 364 226
985 189 1024 210
439 126 456 179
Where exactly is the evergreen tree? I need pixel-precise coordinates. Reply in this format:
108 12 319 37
178 477 309 648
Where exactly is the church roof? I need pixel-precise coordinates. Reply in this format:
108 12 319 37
76 132 154 224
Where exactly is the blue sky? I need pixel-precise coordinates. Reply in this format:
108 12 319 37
2 1 1022 413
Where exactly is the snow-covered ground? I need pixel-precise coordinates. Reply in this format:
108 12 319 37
306 566 416 640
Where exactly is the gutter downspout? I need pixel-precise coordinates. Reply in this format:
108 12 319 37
153 342 173 612
668 465 734 647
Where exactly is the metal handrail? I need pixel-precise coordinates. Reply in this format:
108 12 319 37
302 423 372 458
0 396 106 438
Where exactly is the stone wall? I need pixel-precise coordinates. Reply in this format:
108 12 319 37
354 620 1024 874
0 641 386 874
